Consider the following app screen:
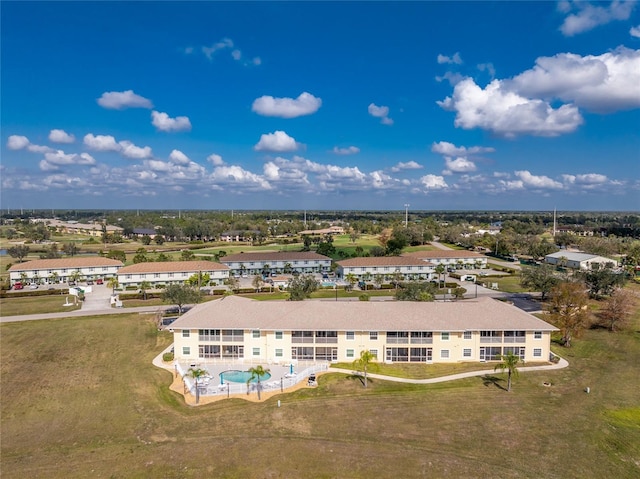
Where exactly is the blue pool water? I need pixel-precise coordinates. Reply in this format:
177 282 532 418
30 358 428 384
322 281 336 287
220 370 272 384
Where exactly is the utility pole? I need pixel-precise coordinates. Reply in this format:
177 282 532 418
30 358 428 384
404 204 410 228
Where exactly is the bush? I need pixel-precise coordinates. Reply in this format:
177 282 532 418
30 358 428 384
162 352 174 362
359 294 370 301
0 288 69 299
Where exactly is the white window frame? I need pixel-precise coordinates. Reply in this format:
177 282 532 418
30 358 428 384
441 332 450 341
463 348 472 358
369 331 378 341
252 347 260 356
463 331 472 340
275 331 283 340
534 331 542 340
275 349 283 357
182 346 190 355
346 349 355 358
440 349 450 359
533 348 542 358
346 331 355 340
182 330 190 338
252 330 260 339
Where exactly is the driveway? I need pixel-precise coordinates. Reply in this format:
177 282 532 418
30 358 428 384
81 283 114 311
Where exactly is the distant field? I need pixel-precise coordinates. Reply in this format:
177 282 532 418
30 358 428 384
1 307 639 478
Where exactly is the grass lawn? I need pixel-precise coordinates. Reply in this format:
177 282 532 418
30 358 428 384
0 294 82 316
479 274 528 293
2 309 639 478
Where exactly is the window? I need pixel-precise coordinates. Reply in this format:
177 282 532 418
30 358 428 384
275 349 283 357
410 332 433 343
346 349 355 358
534 331 542 340
275 331 283 340
386 331 409 343
154 273 160 278
410 347 432 362
140 274 146 279
533 348 542 358
369 349 378 359
253 348 260 356
346 331 355 340
252 330 260 339
369 331 378 340
182 330 190 338
440 349 450 359
168 273 174 278
385 347 408 362
182 346 190 355
504 346 525 360
463 348 472 358
463 331 472 340
441 332 450 341
126 274 132 279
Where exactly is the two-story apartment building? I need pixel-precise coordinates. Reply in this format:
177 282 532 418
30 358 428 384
8 257 123 285
117 261 230 288
171 296 557 365
335 256 436 281
402 250 488 269
220 252 332 276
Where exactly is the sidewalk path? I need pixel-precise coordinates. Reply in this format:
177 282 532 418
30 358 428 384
0 305 163 323
329 357 568 384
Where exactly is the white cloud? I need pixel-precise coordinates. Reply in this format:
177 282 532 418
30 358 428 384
202 38 234 60
231 49 242 60
39 150 97 171
207 153 224 166
7 135 30 150
444 157 477 173
254 131 299 152
431 141 495 156
515 170 563 189
252 57 262 66
391 161 423 172
477 62 496 79
368 103 393 125
48 129 75 143
420 174 448 189
631 24 640 37
435 71 465 86
437 52 462 64
508 47 640 113
151 110 192 132
83 134 121 152
438 77 583 137
169 149 190 165
332 146 360 155
560 1 636 36
83 134 152 159
119 141 152 159
97 90 153 110
210 165 271 190
252 92 322 118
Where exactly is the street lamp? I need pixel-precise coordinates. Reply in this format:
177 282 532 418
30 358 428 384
404 204 410 228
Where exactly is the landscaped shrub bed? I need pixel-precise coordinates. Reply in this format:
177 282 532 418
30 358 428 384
0 289 69 299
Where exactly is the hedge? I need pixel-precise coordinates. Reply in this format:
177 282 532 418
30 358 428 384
0 289 70 299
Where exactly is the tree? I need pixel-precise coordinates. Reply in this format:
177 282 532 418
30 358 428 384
180 249 195 261
349 229 360 244
154 235 165 245
40 243 61 259
261 263 271 277
520 264 560 300
252 275 264 292
546 282 590 347
187 367 208 404
494 352 521 392
156 252 170 262
225 275 240 292
247 365 270 400
69 269 83 285
106 250 126 262
435 264 446 285
62 242 79 256
139 280 152 301
187 272 210 288
107 276 119 294
582 266 626 299
162 283 201 315
598 288 635 331
132 247 149 264
288 274 319 301
395 281 436 301
345 273 358 291
141 235 152 245
7 245 30 263
48 271 59 285
353 350 378 388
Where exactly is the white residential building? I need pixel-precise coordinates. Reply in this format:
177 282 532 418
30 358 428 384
336 256 435 280
220 252 332 276
402 250 488 269
544 251 616 270
8 257 123 285
117 261 230 287
171 296 557 364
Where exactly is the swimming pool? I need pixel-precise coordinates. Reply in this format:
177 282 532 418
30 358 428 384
220 370 272 384
321 281 336 287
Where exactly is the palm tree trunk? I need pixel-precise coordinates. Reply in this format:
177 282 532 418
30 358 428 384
364 366 368 388
507 371 511 392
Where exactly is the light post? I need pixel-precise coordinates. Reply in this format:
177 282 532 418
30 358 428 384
404 203 410 228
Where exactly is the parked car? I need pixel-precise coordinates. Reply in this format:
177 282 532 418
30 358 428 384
13 282 24 290
96 278 103 285
29 284 39 289
86 280 94 285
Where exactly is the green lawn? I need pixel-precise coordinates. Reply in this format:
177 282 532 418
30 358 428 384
0 294 82 316
479 274 528 293
1 309 639 478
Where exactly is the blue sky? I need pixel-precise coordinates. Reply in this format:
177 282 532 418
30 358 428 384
2 1 639 211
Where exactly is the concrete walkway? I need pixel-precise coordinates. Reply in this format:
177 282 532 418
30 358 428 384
329 356 568 385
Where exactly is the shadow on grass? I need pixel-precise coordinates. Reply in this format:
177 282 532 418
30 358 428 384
345 373 367 387
481 375 507 391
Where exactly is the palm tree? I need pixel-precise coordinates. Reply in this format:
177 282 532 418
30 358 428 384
106 276 119 294
247 365 270 400
283 262 293 274
435 264 445 285
494 352 521 392
345 273 358 291
252 275 264 292
139 280 152 300
69 269 83 285
353 350 378 388
187 367 208 404
48 271 59 285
